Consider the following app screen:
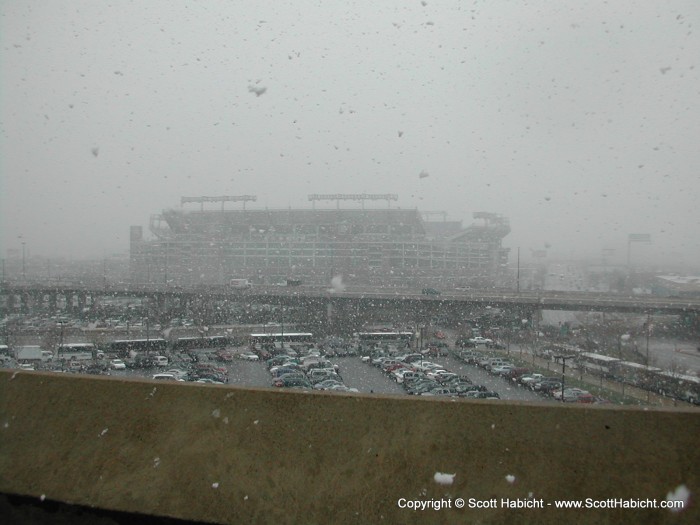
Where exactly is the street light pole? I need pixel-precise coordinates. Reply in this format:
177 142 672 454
21 242 26 281
516 247 520 294
645 313 651 366
58 321 65 362
280 307 285 350
554 355 576 402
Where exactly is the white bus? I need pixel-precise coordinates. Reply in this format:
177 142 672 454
575 352 621 377
57 343 97 361
250 332 314 345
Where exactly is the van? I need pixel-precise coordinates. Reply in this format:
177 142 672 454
153 355 168 367
482 358 508 371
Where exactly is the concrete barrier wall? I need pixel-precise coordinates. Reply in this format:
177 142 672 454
1 369 698 524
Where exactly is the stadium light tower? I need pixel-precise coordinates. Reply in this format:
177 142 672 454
627 234 651 267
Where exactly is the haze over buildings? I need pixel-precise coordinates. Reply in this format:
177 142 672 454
1 1 699 267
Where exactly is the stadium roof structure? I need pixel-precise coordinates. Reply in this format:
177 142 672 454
153 207 429 239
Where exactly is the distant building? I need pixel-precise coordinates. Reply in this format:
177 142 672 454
129 196 510 288
652 275 700 298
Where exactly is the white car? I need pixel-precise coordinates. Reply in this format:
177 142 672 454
469 336 493 345
164 369 189 380
196 378 225 385
392 369 421 384
110 359 126 370
491 365 515 375
152 373 185 381
518 374 544 386
238 352 260 361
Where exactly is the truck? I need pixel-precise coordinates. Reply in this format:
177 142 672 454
229 278 251 289
15 346 44 362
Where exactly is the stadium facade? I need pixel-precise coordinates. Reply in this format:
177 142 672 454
129 195 511 288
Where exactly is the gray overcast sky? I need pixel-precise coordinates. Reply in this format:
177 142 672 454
1 0 699 265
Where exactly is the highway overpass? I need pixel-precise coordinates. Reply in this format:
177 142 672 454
2 281 700 316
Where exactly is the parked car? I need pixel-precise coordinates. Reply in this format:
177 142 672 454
326 385 359 393
238 352 260 361
440 375 473 386
491 365 516 376
505 368 531 381
152 373 183 381
406 381 440 395
215 350 234 362
308 369 341 384
553 388 594 403
272 376 312 389
537 381 563 395
455 338 477 348
313 379 344 390
275 372 307 383
454 384 487 395
457 350 481 363
481 358 509 371
519 373 544 386
469 336 493 345
393 370 423 384
421 387 458 397
164 369 189 380
196 378 225 385
110 359 126 370
465 391 501 399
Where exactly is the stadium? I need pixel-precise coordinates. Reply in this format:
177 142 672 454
129 194 511 289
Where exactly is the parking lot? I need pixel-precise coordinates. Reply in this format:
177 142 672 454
107 352 551 402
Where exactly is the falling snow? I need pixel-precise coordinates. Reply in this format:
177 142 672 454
433 472 456 485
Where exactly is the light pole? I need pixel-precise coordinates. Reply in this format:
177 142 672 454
280 306 285 350
516 247 520 294
21 242 26 281
554 355 576 402
645 313 651 366
58 321 65 362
